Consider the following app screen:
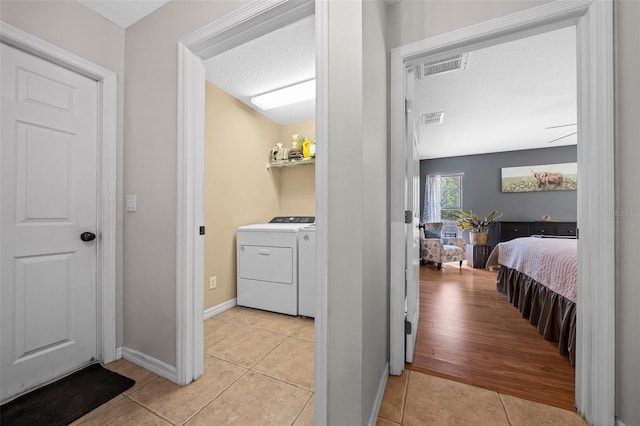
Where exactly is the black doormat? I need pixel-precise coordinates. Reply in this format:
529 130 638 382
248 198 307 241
0 363 135 426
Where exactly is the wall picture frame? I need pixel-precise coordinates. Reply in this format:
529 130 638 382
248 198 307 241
501 162 577 193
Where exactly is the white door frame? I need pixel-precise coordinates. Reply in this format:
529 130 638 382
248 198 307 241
389 1 614 425
0 22 118 365
175 0 328 422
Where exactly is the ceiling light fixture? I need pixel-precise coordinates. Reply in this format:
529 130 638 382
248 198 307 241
251 79 316 110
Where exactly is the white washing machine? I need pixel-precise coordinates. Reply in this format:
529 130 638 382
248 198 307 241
298 224 316 318
236 217 314 315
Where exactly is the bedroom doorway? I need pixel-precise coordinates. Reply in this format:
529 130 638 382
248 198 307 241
389 1 615 425
411 27 578 410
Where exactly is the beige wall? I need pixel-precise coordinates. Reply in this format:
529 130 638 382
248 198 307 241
0 0 126 348
203 84 316 311
203 82 280 310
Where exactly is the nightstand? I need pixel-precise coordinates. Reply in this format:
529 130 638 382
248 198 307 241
466 245 491 269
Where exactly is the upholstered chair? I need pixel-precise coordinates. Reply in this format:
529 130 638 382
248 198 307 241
419 222 466 270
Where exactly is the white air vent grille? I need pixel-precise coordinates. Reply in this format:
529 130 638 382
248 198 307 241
419 53 468 78
422 112 444 125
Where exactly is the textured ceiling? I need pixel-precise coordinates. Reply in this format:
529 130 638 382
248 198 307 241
78 0 170 28
204 15 316 126
414 26 577 159
75 3 575 158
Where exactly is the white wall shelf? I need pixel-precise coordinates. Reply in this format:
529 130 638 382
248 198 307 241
267 158 315 169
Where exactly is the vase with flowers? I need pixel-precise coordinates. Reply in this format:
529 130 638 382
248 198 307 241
455 210 503 245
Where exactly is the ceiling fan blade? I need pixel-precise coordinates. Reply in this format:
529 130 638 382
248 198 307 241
547 131 578 143
545 123 577 129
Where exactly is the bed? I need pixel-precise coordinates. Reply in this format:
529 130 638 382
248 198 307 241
486 236 577 366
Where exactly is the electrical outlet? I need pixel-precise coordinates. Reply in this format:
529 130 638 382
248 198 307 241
209 276 217 290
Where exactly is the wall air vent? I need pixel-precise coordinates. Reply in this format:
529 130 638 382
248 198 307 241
422 112 444 125
419 53 468 78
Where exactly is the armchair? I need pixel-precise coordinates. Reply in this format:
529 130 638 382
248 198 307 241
419 222 466 270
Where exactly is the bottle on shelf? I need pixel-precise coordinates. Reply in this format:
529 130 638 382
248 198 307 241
288 134 304 161
302 138 312 158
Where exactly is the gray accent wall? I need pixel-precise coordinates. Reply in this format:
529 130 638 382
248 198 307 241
420 146 578 224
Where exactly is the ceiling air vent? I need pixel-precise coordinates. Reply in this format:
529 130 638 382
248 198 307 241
422 112 444 126
419 53 468 78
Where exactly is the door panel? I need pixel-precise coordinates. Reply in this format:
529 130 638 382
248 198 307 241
1 43 98 402
17 122 77 222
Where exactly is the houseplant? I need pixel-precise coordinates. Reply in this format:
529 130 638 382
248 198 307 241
455 210 503 245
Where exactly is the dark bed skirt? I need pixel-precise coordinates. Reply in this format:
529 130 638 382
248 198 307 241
496 267 576 366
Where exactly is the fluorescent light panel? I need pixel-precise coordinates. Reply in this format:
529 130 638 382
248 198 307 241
251 79 315 110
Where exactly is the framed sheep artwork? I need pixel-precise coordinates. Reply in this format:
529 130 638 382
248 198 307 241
501 162 577 193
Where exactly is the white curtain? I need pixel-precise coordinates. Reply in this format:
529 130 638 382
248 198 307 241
424 174 442 223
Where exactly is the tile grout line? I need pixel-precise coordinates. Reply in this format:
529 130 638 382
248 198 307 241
289 390 314 426
179 368 252 425
250 368 315 394
124 374 161 398
498 393 514 426
203 351 255 370
123 394 178 425
400 370 411 425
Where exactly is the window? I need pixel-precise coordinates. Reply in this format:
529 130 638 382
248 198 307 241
423 173 463 236
440 174 462 237
440 174 462 221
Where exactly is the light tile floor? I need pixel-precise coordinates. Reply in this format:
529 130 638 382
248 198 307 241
377 370 588 426
72 306 586 425
72 307 314 425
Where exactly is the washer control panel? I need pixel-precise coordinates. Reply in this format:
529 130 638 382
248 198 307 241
269 216 315 224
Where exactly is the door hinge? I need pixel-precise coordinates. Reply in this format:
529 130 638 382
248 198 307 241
404 210 412 224
405 98 413 114
199 226 205 235
576 228 579 239
405 320 412 335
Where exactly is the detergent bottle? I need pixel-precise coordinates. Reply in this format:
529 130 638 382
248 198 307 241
302 138 313 158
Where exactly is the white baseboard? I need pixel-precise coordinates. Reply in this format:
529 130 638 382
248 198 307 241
116 346 123 359
204 298 237 320
122 346 178 383
616 419 627 426
368 362 390 426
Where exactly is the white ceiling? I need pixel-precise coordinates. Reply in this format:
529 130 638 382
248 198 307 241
204 15 316 126
75 3 576 159
78 0 170 28
414 26 577 159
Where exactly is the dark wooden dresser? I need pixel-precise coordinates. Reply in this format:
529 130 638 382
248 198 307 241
496 221 577 243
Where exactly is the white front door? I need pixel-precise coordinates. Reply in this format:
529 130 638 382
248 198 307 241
1 43 99 402
404 69 420 363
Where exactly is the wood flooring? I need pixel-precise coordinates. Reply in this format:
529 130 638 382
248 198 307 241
407 263 576 411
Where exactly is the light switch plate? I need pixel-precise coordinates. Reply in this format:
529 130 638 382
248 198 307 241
126 194 137 212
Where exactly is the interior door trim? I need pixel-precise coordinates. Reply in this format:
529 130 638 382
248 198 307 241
175 2 327 422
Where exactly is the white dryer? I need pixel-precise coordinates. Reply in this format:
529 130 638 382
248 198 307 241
236 217 314 315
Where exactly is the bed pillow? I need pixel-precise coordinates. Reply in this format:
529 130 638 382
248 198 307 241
424 228 442 240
